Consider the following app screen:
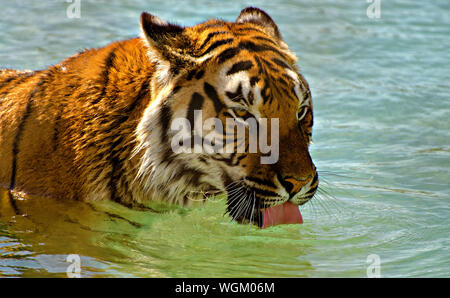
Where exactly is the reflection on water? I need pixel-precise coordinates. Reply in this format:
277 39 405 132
1 0 449 277
0 189 314 277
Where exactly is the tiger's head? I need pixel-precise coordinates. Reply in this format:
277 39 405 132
135 7 318 227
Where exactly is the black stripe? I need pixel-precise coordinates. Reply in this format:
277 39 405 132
159 101 174 163
234 27 266 34
8 191 20 215
303 92 309 103
198 31 229 52
260 78 271 104
0 73 34 98
217 47 241 64
0 76 18 89
252 35 278 45
311 173 319 187
159 87 181 142
253 56 263 74
238 41 286 59
233 154 247 165
102 49 117 83
187 92 204 130
186 92 205 148
255 56 272 104
260 58 278 72
305 184 318 196
108 149 122 203
277 77 288 86
250 76 260 86
127 80 150 114
257 199 264 227
225 83 246 105
282 73 292 81
195 69 205 80
200 38 234 56
203 82 225 114
245 176 277 189
247 90 254 105
108 79 151 202
272 58 291 69
172 86 182 94
159 101 173 137
252 187 281 198
259 199 284 209
226 60 254 76
186 69 205 81
9 76 46 190
183 194 189 205
186 69 196 80
91 47 117 104
278 86 290 98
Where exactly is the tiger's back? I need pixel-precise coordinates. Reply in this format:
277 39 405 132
0 38 154 202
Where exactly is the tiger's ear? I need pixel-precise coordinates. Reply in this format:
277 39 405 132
140 12 194 83
236 7 297 63
236 7 282 41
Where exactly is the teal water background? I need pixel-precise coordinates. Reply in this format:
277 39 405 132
0 0 449 277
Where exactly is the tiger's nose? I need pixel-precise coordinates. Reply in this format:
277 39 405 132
278 175 313 197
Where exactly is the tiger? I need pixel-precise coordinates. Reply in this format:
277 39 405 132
0 7 318 228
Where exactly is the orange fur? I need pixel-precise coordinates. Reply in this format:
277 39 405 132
0 38 152 202
0 8 317 223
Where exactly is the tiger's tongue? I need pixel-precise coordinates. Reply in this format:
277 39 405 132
262 202 303 228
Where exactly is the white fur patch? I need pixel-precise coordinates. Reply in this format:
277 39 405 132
133 82 225 205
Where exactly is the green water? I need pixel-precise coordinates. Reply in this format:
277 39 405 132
0 0 449 277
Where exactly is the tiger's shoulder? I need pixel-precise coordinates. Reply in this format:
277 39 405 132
0 37 154 199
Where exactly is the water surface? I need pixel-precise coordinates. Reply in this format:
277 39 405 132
0 0 449 277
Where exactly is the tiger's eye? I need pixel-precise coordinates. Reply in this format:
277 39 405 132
235 109 247 117
233 108 250 119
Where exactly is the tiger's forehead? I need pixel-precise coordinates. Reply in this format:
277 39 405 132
181 20 310 115
185 20 292 60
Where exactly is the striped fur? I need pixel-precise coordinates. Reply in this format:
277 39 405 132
0 7 318 225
